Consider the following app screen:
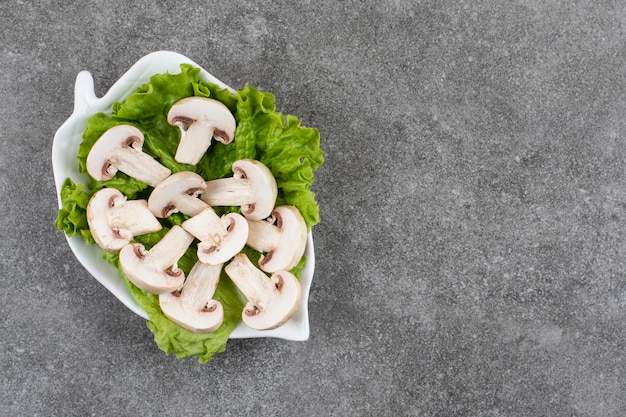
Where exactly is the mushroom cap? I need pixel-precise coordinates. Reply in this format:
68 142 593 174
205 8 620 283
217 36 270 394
159 262 224 333
167 97 236 144
242 270 301 331
86 124 144 181
195 212 249 265
249 205 308 273
86 187 162 252
119 243 186 294
233 159 278 220
148 171 207 218
202 159 278 221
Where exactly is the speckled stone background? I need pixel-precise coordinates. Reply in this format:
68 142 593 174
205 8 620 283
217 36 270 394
2 1 626 416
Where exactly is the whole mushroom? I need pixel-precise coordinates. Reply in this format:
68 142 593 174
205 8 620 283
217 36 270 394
182 207 248 266
201 159 277 221
167 97 236 165
148 171 208 218
225 253 301 330
159 261 224 333
119 225 194 294
86 187 162 252
245 205 307 273
86 124 171 187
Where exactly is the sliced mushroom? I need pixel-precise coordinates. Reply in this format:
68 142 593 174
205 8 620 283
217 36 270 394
246 205 307 273
182 207 248 265
159 261 224 333
86 187 162 252
148 171 208 218
201 159 277 221
167 97 236 165
119 225 194 294
86 124 171 187
224 253 301 330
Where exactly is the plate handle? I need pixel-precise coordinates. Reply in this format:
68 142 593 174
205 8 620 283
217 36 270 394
73 70 98 112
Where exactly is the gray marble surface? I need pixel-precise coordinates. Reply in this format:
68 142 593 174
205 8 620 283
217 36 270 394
2 1 626 416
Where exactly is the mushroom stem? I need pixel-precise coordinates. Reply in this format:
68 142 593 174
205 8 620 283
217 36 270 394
174 120 215 165
108 200 162 238
108 145 171 187
178 262 222 309
225 253 275 310
201 177 256 207
245 217 281 253
170 195 208 218
142 226 194 271
182 207 228 246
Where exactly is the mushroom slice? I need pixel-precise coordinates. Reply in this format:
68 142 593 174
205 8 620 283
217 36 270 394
159 261 224 333
86 188 162 252
225 253 301 330
201 159 278 221
86 124 171 187
119 225 194 294
167 97 236 165
148 171 208 218
182 207 248 265
246 206 307 273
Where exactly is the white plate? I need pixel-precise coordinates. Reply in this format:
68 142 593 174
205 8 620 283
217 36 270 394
52 51 314 340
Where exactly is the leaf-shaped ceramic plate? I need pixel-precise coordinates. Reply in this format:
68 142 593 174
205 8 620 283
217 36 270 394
52 51 314 340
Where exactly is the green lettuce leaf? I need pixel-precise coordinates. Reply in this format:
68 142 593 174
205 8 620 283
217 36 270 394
198 85 324 228
103 229 246 363
55 63 323 362
54 178 95 244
